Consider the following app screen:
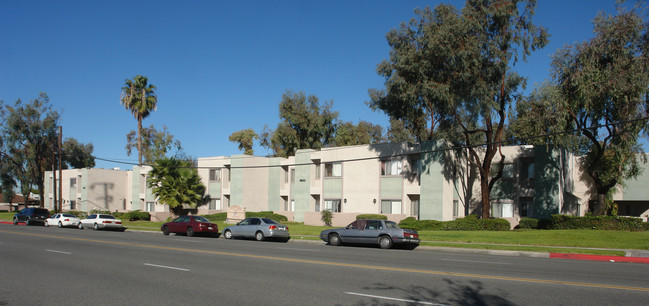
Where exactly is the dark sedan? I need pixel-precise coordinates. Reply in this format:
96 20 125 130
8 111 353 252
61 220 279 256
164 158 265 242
161 215 219 237
320 219 420 249
13 207 50 226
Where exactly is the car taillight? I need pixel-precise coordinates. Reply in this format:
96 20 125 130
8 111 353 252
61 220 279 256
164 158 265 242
269 225 277 230
64 219 70 221
116 221 122 224
103 220 112 224
404 233 418 239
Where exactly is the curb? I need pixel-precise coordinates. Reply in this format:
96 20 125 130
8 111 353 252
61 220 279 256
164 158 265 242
550 253 649 264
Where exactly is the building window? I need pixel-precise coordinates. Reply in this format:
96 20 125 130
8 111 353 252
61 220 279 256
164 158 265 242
520 158 535 180
209 198 221 210
502 163 514 179
324 199 341 212
410 196 420 218
315 162 321 180
70 200 76 210
325 163 342 177
314 198 320 212
409 157 421 185
381 160 402 176
209 169 220 181
491 202 513 218
519 197 533 217
381 200 402 214
146 201 155 212
70 178 76 187
290 168 295 183
283 166 289 183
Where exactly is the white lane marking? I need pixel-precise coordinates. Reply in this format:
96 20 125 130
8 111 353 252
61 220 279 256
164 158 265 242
144 263 190 271
441 258 510 265
277 247 319 252
46 249 71 255
345 292 450 306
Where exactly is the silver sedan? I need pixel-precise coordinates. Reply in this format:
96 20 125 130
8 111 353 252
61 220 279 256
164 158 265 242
223 217 290 242
45 213 81 228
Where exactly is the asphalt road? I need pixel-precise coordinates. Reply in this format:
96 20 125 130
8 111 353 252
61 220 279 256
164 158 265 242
1 223 648 305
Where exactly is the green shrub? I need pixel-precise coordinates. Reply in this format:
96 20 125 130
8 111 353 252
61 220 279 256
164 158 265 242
246 211 288 222
399 217 443 231
517 217 540 229
356 214 387 220
64 211 87 218
321 210 333 226
480 218 511 231
202 213 227 222
443 215 482 230
549 214 643 231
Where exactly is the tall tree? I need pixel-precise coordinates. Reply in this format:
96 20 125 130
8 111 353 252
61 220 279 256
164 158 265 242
0 93 59 207
126 124 182 164
370 0 548 218
147 157 206 216
331 120 385 147
261 90 338 157
62 137 96 169
120 75 158 166
229 129 258 155
516 3 649 215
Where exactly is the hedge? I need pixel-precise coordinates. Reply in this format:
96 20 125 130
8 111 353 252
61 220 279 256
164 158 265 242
246 211 288 222
202 213 227 222
356 214 387 220
113 210 150 221
514 215 645 231
516 217 540 229
399 215 510 231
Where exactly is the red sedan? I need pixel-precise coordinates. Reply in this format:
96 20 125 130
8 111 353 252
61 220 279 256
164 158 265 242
161 215 219 238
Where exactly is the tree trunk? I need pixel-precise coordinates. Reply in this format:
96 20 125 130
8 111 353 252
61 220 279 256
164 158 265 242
137 116 143 166
593 193 607 216
481 177 491 219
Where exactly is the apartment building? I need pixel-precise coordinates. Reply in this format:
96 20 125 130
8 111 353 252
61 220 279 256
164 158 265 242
43 142 649 226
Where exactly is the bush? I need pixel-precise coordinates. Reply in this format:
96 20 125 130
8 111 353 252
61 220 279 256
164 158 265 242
517 217 540 229
400 215 510 231
202 213 227 222
356 214 387 220
480 218 511 231
321 210 333 226
246 211 288 222
399 217 443 231
443 215 482 231
64 211 87 219
549 214 643 231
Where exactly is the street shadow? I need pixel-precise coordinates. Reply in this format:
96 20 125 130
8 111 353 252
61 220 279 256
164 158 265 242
340 279 515 306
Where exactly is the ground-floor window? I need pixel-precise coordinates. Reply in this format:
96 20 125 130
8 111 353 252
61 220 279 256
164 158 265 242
492 201 513 218
146 201 155 212
324 199 341 212
519 197 533 217
381 200 402 214
70 200 76 210
409 196 419 218
209 198 221 210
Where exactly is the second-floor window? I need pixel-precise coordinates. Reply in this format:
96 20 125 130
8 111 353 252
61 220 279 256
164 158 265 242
209 169 221 181
325 162 342 177
381 159 402 176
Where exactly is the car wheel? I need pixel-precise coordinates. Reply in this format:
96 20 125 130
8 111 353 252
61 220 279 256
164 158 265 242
329 233 341 246
58 221 63 228
25 219 31 226
162 226 169 236
379 235 393 249
255 231 264 241
44 220 49 227
13 218 18 225
186 227 194 237
93 223 99 230
224 229 233 239
78 223 84 229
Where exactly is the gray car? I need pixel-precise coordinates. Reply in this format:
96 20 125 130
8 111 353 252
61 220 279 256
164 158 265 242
223 217 290 242
320 219 420 249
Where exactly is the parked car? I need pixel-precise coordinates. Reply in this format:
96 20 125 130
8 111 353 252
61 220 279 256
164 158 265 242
13 207 50 226
80 214 123 231
222 217 290 242
45 213 81 228
161 215 219 237
320 219 420 249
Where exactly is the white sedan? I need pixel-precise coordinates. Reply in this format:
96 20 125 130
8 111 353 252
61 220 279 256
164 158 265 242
45 213 81 228
79 214 124 231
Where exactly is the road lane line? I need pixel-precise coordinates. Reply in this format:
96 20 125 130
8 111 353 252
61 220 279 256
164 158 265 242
4 229 649 293
144 263 190 271
441 258 510 265
46 249 71 255
276 247 319 252
345 292 449 305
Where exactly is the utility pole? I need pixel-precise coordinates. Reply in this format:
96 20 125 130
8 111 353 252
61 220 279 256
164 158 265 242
52 151 57 213
58 126 62 213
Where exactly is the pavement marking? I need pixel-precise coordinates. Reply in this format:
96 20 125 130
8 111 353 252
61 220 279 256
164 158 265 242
345 292 450 305
144 263 190 271
441 258 511 265
276 247 319 252
46 249 71 255
4 229 649 293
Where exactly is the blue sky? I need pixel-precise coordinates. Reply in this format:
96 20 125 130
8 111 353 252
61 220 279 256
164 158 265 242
0 0 629 169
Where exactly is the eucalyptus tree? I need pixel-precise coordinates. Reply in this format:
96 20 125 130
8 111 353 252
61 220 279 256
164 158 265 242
331 120 385 147
147 157 206 216
369 0 548 218
229 128 258 155
126 124 182 164
120 75 157 166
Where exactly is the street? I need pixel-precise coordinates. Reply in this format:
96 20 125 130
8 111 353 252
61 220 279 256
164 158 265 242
1 223 648 305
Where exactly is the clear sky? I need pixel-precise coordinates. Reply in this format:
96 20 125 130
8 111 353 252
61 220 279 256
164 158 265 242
0 0 630 169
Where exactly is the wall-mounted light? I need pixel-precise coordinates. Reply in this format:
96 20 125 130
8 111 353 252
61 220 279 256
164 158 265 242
344 198 347 203
373 199 376 204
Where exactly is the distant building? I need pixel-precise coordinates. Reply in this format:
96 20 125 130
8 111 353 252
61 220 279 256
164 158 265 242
43 142 649 225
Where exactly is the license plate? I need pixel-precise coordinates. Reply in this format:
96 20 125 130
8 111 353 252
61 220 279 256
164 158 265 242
208 227 213 230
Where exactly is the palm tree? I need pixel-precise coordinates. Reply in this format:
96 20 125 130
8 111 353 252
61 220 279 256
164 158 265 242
120 75 157 166
147 157 206 216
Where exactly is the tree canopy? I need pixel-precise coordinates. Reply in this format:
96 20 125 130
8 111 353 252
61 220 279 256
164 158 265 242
370 0 548 218
126 124 182 164
229 129 258 155
147 157 206 216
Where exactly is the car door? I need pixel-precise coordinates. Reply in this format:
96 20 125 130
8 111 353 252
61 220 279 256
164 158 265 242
340 220 366 243
169 216 189 233
246 218 262 237
83 215 96 227
360 220 382 244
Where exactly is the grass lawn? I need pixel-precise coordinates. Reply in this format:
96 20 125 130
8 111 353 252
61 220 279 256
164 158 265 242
2 211 646 256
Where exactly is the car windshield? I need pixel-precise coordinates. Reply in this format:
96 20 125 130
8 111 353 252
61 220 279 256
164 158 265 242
385 221 398 229
194 216 210 223
262 218 278 224
99 215 115 219
62 214 76 218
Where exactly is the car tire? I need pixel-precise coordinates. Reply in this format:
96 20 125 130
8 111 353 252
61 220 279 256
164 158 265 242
379 235 393 249
187 227 194 237
93 223 99 230
255 231 264 241
58 221 63 228
13 218 18 225
329 233 341 246
162 226 169 235
25 219 31 226
78 223 84 229
44 220 49 227
224 229 233 239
